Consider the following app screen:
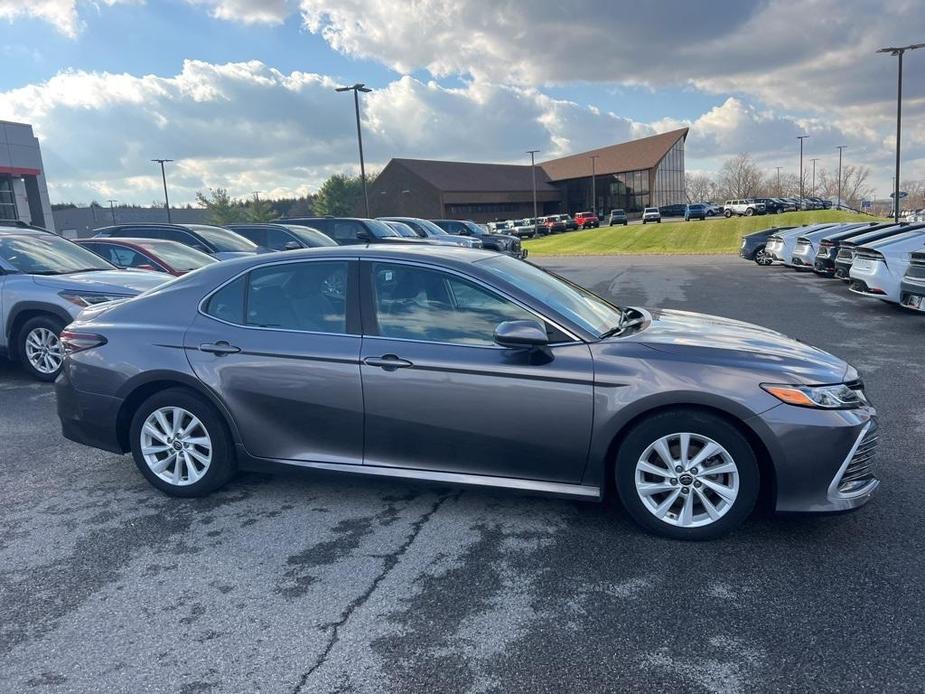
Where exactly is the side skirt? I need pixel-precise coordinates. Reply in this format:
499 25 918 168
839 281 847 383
236 445 602 501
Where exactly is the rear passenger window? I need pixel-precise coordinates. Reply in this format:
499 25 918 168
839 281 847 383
246 261 347 333
205 276 245 324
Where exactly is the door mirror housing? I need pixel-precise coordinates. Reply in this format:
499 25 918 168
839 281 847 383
356 229 371 241
283 240 301 251
458 228 471 236
493 320 548 349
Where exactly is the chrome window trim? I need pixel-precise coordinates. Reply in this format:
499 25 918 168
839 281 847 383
197 255 357 337
362 257 583 345
827 421 879 501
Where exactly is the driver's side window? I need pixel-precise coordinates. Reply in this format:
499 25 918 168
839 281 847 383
370 263 536 346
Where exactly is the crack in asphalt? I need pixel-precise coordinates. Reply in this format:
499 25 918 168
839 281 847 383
290 491 457 694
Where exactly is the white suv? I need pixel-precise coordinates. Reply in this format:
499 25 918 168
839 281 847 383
723 199 766 217
642 208 661 224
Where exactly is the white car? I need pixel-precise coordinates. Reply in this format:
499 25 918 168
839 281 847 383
790 223 870 270
900 250 925 310
765 224 836 264
641 208 661 224
723 199 766 217
848 228 925 304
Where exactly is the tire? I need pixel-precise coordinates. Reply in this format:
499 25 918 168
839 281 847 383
754 247 773 266
724 210 733 218
745 207 754 216
17 315 66 382
129 387 237 497
642 220 647 225
614 409 759 540
656 219 661 223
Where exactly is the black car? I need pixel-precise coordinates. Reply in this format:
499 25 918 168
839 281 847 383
833 223 922 279
754 198 784 215
813 222 895 276
278 217 427 246
227 223 337 251
739 226 794 265
658 203 686 218
431 219 525 258
94 223 259 260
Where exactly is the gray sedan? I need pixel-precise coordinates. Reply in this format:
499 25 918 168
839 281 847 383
56 247 878 539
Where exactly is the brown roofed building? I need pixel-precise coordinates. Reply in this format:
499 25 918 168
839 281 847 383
367 128 688 223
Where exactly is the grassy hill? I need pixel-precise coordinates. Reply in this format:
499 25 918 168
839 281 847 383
523 210 885 256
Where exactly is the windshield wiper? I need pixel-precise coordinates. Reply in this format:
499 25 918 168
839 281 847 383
599 308 628 339
67 268 110 273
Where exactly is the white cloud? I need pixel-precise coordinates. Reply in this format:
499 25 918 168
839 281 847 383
0 0 137 38
185 0 292 25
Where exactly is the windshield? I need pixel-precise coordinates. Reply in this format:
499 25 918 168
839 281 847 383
283 225 337 247
0 235 115 274
461 221 486 236
478 256 624 337
384 221 418 238
366 219 401 238
186 224 258 252
412 218 449 236
137 241 218 271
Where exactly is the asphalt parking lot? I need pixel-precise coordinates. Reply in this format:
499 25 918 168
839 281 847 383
2 254 924 693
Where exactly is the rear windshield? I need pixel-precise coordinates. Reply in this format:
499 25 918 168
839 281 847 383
137 241 217 271
186 225 258 252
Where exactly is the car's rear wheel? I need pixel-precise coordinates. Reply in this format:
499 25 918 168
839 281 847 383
615 410 759 540
754 247 773 266
129 388 236 497
18 315 66 382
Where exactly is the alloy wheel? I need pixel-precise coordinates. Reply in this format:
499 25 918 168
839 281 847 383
634 432 740 528
140 406 213 486
755 249 773 266
24 327 64 375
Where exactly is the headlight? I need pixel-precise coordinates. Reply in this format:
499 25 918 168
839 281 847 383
760 382 865 409
58 291 130 307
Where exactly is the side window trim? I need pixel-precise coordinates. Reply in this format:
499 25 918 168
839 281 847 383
357 258 581 346
198 257 361 336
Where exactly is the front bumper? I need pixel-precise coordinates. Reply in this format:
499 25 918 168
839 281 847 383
56 365 125 454
757 404 879 513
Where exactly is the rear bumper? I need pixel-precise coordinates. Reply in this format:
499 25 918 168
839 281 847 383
813 257 836 274
900 280 925 311
56 367 125 454
791 254 815 270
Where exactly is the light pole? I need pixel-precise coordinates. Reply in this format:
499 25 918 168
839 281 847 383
877 44 924 223
107 199 117 225
810 158 819 197
589 154 600 215
336 83 372 217
527 150 539 236
836 145 847 209
796 136 809 200
151 159 173 223
775 167 782 195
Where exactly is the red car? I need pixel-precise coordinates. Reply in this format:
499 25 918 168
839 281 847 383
75 238 218 276
574 211 600 229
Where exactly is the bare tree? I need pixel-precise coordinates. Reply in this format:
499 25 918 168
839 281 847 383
685 173 716 203
716 154 765 200
816 165 875 209
900 179 925 209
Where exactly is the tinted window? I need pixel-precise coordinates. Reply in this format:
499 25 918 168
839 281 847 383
329 220 365 244
263 227 298 250
235 227 266 247
160 228 210 252
246 261 347 333
0 235 114 274
283 225 337 247
108 246 156 269
371 263 535 346
205 276 246 324
137 242 216 272
187 225 258 253
117 227 164 240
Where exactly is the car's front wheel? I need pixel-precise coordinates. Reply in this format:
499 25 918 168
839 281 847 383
724 210 733 218
745 208 754 216
615 409 759 540
754 247 773 266
129 388 236 497
18 315 66 381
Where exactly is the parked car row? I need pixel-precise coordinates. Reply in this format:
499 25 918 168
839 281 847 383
740 219 925 313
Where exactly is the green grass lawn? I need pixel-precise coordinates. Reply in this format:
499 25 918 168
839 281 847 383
523 210 885 256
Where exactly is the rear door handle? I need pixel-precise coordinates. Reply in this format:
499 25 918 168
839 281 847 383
199 341 241 355
363 354 413 370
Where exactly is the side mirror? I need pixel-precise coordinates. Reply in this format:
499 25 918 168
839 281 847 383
283 240 301 250
458 228 471 236
494 320 548 349
356 230 370 241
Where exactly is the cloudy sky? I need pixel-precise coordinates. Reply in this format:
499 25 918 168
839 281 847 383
0 0 923 205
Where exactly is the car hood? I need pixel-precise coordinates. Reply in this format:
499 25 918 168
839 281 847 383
490 233 518 243
32 269 168 294
629 308 849 383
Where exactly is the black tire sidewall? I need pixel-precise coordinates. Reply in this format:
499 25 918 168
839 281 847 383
18 315 65 382
615 410 759 540
129 388 236 497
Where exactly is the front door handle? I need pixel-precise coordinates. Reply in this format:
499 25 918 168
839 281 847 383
363 354 413 370
200 341 241 355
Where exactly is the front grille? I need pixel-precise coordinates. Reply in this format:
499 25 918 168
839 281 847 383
837 420 879 495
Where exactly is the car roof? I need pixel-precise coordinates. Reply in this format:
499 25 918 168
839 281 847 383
862 228 925 250
843 223 925 246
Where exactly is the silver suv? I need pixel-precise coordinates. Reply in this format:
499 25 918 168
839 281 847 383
0 228 167 380
723 199 766 217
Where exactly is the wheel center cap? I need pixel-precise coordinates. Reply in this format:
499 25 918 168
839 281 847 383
172 440 184 451
679 473 694 486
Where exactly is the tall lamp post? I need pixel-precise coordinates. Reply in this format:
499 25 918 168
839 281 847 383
796 136 809 200
835 145 847 210
589 154 600 215
527 149 540 236
151 159 173 223
810 158 819 197
775 166 782 196
107 199 117 225
336 83 372 218
877 43 924 223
